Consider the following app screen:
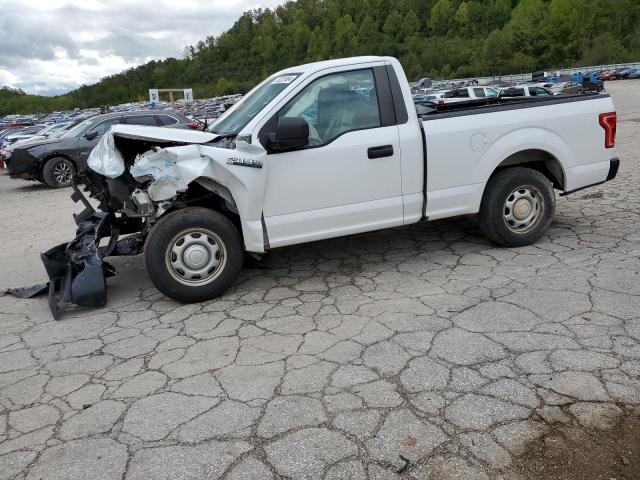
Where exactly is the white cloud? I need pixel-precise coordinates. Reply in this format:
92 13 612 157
0 0 284 95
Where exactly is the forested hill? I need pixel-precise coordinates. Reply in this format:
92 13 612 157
3 0 639 114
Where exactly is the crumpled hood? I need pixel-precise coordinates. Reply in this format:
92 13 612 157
88 124 220 178
85 122 269 226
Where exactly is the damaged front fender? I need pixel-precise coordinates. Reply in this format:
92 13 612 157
89 125 269 249
8 125 268 319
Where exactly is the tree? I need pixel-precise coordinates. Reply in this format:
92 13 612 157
482 29 513 75
581 32 628 65
429 0 454 36
504 0 547 58
454 2 471 35
401 10 420 40
3 0 640 114
215 77 234 95
492 0 512 29
334 14 358 56
545 0 580 64
382 11 403 39
356 15 381 55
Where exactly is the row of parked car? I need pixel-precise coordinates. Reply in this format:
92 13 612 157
412 79 588 105
412 64 640 106
1 110 196 187
594 67 640 80
0 92 245 184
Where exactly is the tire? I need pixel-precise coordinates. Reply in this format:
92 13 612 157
478 167 555 247
144 207 243 303
42 157 75 188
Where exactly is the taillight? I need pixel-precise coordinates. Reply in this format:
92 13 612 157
187 122 200 129
599 112 616 148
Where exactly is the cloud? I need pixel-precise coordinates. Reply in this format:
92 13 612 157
0 0 284 96
0 14 80 65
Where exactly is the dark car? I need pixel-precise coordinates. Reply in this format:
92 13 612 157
5 110 194 187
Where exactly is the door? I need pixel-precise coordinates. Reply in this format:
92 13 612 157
261 67 403 248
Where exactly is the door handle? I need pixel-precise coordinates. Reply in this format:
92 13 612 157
367 145 394 159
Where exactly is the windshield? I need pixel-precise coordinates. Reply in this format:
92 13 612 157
36 124 55 136
209 73 301 135
50 124 72 138
60 118 93 138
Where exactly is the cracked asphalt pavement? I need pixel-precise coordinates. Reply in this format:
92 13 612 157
1 81 639 479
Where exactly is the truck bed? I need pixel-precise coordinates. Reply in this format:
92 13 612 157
418 92 616 221
417 92 608 120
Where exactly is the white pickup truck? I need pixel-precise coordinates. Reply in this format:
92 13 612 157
43 56 618 313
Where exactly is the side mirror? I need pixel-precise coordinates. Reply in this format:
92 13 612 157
268 117 309 152
84 130 98 141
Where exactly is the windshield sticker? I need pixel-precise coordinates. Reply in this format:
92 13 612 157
272 75 297 84
350 83 374 96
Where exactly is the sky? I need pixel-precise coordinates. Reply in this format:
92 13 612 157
0 0 283 96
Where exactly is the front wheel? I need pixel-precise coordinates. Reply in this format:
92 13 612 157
478 167 555 247
144 207 243 302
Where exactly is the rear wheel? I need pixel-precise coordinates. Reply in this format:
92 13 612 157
478 167 555 247
144 207 243 302
42 157 75 188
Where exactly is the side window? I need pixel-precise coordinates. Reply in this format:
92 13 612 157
446 89 469 98
473 88 486 98
156 115 178 126
486 88 498 97
86 118 120 137
124 116 157 126
534 87 550 96
279 69 381 146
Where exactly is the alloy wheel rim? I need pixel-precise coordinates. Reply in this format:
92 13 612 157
53 161 73 185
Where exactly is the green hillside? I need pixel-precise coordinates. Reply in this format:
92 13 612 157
2 0 639 115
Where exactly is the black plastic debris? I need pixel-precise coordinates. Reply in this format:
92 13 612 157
7 180 146 319
4 283 49 298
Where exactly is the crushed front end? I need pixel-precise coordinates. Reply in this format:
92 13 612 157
39 179 147 319
13 125 235 319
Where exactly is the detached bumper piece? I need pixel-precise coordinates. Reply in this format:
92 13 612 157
6 181 146 319
42 215 114 319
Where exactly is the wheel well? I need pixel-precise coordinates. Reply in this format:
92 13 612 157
492 149 565 190
170 181 243 239
41 154 76 175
